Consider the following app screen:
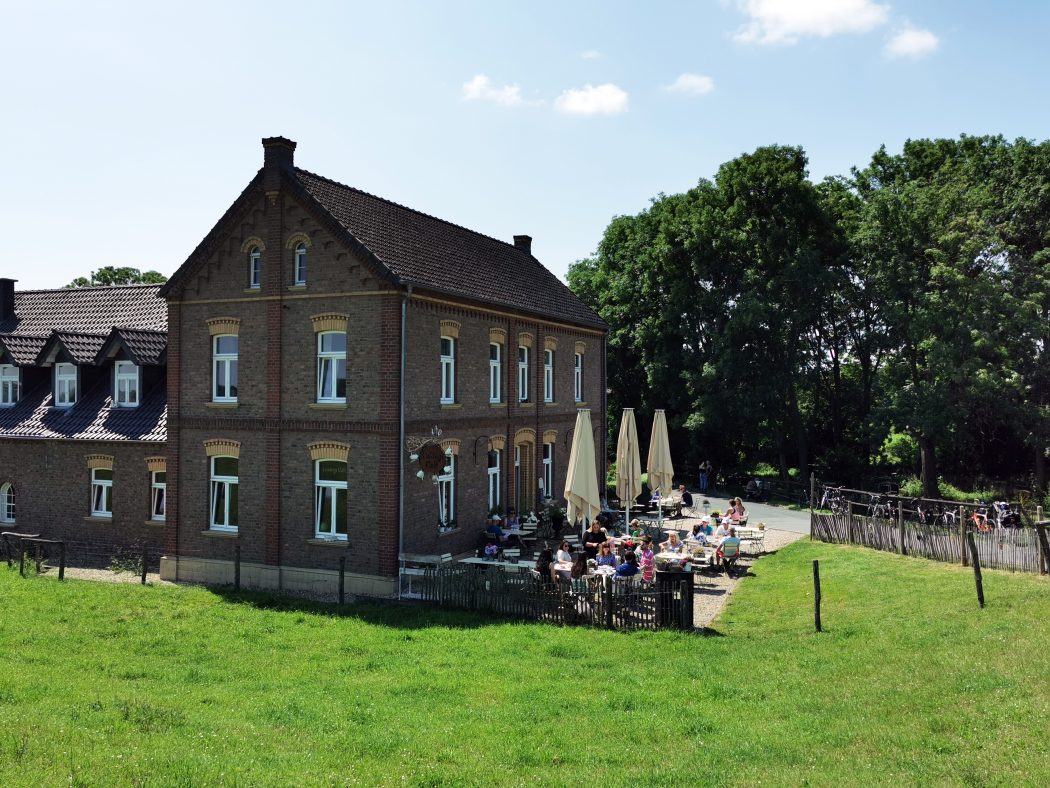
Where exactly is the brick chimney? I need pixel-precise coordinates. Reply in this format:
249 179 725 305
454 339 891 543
0 278 14 323
262 136 296 192
513 235 532 255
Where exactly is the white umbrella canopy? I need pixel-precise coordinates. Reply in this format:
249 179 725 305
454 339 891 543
615 409 642 514
564 409 601 528
647 409 674 499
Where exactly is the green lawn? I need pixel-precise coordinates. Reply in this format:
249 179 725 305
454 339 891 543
1 542 1047 786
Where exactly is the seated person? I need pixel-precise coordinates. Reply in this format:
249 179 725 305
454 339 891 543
702 520 714 536
595 543 618 568
504 508 520 529
555 540 574 564
660 531 686 553
615 550 640 577
534 547 555 583
716 527 742 568
674 484 694 517
746 478 760 498
684 523 708 545
485 515 507 541
729 498 747 523
713 520 732 540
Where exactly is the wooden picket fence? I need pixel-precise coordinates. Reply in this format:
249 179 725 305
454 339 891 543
418 562 695 631
811 511 1046 573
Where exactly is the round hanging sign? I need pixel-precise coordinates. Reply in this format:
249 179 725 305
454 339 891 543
418 443 447 474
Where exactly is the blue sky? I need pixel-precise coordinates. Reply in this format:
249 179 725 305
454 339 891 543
3 0 1049 290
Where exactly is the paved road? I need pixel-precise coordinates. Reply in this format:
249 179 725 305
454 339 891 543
635 498 812 535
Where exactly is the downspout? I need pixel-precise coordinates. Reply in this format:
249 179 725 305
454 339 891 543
398 284 413 565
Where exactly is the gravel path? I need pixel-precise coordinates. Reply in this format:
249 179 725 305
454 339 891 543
692 528 806 629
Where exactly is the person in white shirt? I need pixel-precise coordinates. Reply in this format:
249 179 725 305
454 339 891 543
714 521 732 540
684 523 708 545
555 540 573 564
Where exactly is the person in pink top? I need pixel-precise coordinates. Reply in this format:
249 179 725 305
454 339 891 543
639 536 655 582
729 497 746 522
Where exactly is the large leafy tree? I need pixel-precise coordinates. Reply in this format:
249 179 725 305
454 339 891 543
66 266 167 287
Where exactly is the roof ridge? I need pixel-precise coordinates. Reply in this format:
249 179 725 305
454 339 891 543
293 167 531 257
16 283 164 294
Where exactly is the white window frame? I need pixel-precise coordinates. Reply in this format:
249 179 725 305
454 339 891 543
542 442 553 501
437 449 455 528
316 331 347 403
90 468 113 518
209 456 239 532
314 460 348 539
574 352 583 403
543 349 554 403
440 336 455 404
150 470 166 522
514 445 521 514
248 246 261 289
212 335 238 403
487 449 501 512
294 242 307 286
55 363 77 407
114 360 140 408
518 346 529 402
0 482 14 523
0 365 20 407
489 343 502 404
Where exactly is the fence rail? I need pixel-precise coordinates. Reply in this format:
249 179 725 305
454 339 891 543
416 562 696 631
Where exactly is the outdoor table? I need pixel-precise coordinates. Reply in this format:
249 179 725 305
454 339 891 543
459 556 536 572
501 527 529 549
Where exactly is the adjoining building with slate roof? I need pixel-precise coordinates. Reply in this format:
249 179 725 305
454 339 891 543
0 281 168 560
1 138 607 594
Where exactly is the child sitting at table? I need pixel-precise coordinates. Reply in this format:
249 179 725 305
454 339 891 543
570 552 589 579
555 540 573 564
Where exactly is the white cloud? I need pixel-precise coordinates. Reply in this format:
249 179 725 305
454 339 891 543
580 49 602 60
885 27 939 58
733 0 889 45
461 74 522 107
665 73 716 96
554 83 629 116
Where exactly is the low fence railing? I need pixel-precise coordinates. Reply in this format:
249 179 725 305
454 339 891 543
416 562 696 631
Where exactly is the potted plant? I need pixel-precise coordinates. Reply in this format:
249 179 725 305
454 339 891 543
702 499 710 515
757 521 766 531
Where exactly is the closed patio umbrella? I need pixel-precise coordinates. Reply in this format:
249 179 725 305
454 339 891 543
615 409 642 527
564 409 601 533
647 409 674 530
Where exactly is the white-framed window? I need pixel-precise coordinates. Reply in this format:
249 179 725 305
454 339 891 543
543 349 554 403
55 363 77 407
0 365 20 407
0 482 14 523
210 456 239 531
315 460 348 539
150 471 166 521
90 468 113 518
542 442 554 501
518 346 529 402
487 449 501 512
574 353 584 402
440 336 455 404
212 335 238 402
317 331 347 403
114 361 140 408
514 444 521 514
248 246 261 289
437 449 455 528
489 343 502 404
294 242 307 286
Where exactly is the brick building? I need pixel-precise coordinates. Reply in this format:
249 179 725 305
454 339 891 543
0 138 607 596
0 281 169 559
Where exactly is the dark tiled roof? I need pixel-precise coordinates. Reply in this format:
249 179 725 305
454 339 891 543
95 327 168 366
37 332 108 365
292 169 607 329
0 284 167 336
0 376 166 442
0 334 48 366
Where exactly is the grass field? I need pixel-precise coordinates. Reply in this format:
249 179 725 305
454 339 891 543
1 541 1048 785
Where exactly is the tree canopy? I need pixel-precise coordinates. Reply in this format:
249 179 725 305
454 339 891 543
65 266 167 288
569 136 1050 499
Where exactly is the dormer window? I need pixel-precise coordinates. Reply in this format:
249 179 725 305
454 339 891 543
55 363 77 407
294 242 307 285
114 361 140 407
0 364 19 407
248 246 262 289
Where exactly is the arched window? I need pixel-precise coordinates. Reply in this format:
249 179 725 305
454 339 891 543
294 242 307 285
315 460 348 538
0 482 14 523
248 246 261 289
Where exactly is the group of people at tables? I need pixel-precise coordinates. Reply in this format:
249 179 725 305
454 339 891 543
532 508 745 583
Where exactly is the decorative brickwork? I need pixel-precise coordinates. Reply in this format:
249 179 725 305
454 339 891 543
310 313 349 333
206 317 241 336
518 332 534 348
203 439 241 458
544 336 558 351
145 456 166 473
285 232 312 249
543 429 557 444
489 435 506 451
240 236 265 253
439 320 461 339
575 340 587 354
439 438 461 455
488 327 506 344
307 441 351 462
85 454 114 470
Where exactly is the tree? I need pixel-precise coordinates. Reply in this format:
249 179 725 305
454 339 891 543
65 266 167 287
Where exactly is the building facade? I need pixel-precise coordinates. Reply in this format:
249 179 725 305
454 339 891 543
0 138 607 596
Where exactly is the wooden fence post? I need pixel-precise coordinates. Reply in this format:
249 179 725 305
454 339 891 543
141 545 148 585
813 560 822 633
809 473 816 540
846 502 853 545
58 542 65 581
1035 522 1050 577
603 575 614 630
234 544 241 591
19 548 26 577
960 506 968 567
1037 508 1046 575
898 499 906 555
965 532 984 608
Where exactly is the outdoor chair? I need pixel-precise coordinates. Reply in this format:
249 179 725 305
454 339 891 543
503 548 521 563
716 538 742 576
